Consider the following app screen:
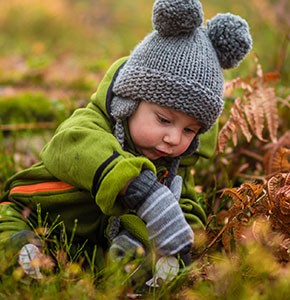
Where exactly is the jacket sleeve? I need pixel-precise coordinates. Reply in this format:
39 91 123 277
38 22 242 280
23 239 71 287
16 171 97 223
40 103 155 215
0 201 32 255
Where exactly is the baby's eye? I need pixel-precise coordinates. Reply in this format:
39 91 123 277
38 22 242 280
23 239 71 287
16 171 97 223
158 116 171 124
184 128 196 134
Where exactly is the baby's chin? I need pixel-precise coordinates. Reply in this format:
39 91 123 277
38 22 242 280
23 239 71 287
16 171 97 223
142 149 181 161
137 148 161 161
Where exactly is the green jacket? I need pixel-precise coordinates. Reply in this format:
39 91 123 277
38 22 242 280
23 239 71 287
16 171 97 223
0 57 218 269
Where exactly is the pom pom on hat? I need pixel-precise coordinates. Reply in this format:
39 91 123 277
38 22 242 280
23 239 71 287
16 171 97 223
207 13 253 69
153 0 203 36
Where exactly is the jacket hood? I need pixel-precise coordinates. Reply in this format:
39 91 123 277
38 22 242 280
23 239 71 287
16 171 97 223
90 57 128 123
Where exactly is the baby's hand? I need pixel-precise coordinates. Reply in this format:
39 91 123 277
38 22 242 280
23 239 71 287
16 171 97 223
109 230 145 261
123 170 194 256
168 174 182 200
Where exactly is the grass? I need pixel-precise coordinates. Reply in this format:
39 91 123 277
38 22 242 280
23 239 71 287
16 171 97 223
1 218 290 299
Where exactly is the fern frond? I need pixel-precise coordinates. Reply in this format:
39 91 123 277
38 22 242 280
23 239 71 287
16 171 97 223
208 172 290 257
278 185 290 217
278 95 290 108
241 182 264 200
265 172 290 237
266 173 285 205
218 60 283 153
284 173 290 186
271 147 290 173
217 98 252 152
217 115 238 152
245 91 266 142
233 216 248 241
224 77 252 98
221 187 245 204
235 98 253 143
263 131 290 175
260 87 279 143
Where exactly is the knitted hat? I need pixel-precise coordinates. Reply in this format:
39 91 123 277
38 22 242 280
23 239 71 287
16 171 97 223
111 0 252 132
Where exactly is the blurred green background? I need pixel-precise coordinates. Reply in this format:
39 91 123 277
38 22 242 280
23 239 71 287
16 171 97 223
0 0 289 84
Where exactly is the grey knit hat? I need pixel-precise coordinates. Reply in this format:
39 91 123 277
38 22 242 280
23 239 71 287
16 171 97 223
111 0 252 132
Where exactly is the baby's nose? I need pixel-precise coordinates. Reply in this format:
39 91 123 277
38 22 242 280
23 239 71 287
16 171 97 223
163 130 181 146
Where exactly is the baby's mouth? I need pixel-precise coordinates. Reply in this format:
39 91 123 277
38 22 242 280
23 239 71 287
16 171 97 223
154 149 169 157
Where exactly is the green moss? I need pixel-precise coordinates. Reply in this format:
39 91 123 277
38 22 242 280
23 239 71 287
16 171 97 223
67 77 95 93
0 93 68 124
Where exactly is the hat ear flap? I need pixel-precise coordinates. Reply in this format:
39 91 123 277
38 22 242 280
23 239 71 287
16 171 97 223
152 0 204 36
110 96 139 120
207 13 252 69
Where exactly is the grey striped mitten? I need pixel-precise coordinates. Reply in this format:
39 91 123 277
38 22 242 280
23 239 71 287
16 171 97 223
109 230 145 261
123 170 194 256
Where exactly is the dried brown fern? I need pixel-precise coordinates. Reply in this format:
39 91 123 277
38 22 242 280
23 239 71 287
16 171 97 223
219 183 264 252
263 131 290 175
200 183 265 254
218 61 281 153
266 173 290 236
203 173 290 261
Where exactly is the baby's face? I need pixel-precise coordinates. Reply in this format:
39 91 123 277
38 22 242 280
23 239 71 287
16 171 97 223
128 101 201 160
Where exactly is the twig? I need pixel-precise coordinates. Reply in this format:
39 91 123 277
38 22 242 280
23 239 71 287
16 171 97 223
239 148 264 162
236 173 267 184
198 224 227 260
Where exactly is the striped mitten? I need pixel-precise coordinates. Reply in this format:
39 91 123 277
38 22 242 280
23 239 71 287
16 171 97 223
109 230 145 261
123 170 194 256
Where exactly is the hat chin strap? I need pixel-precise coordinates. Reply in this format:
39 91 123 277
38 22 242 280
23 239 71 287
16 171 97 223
113 118 125 148
182 133 200 157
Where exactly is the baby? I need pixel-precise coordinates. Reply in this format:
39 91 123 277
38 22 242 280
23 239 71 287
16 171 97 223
0 0 252 283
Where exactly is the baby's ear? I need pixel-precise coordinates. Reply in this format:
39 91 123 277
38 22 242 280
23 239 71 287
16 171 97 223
207 13 253 69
